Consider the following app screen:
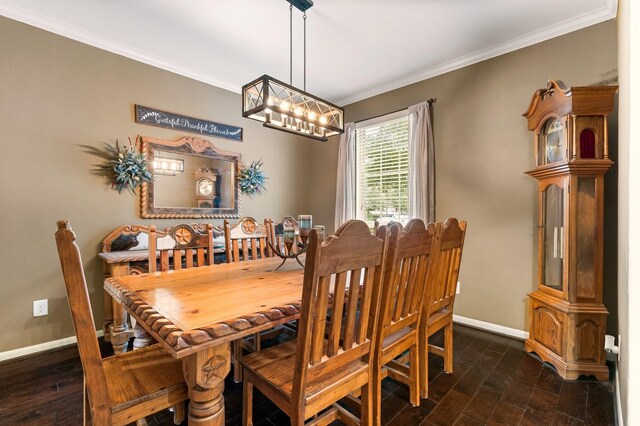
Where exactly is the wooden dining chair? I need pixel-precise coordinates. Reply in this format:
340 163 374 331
225 217 274 381
418 217 467 398
148 223 215 272
224 217 271 262
368 219 438 419
241 220 389 426
55 220 187 425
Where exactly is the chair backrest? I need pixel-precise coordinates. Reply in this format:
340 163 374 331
378 219 438 341
55 221 111 424
148 223 215 272
224 217 271 262
292 220 389 412
424 217 467 318
265 215 303 256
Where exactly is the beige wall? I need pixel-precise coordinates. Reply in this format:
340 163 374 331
617 0 639 423
310 21 618 332
0 16 313 352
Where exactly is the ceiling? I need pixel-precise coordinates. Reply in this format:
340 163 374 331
0 0 617 105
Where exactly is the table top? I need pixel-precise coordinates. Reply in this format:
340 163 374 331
104 257 305 358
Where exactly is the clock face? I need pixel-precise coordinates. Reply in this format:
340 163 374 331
543 117 566 164
198 179 214 196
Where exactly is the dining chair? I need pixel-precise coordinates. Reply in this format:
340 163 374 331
55 220 187 425
148 223 215 272
418 217 467 398
224 217 271 262
225 216 274 381
241 220 389 426
369 219 438 420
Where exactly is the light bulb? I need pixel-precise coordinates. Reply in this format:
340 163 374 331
319 116 328 125
280 101 290 111
294 107 303 116
170 162 177 170
308 111 317 121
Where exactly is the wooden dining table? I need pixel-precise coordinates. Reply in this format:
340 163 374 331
103 257 305 425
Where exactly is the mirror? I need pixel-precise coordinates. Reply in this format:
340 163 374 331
140 136 241 219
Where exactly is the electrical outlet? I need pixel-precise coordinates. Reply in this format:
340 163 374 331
33 299 48 317
456 281 461 294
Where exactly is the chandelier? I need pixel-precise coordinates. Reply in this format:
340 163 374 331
152 156 184 176
242 0 344 142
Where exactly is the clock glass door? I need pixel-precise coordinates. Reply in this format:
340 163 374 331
539 117 566 166
542 183 564 291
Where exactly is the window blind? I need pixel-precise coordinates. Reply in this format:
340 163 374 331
355 115 409 228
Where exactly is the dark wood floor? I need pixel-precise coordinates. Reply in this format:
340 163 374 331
0 324 614 425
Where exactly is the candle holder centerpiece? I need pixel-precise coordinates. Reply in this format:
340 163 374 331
268 215 323 270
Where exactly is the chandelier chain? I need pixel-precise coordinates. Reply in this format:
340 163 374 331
289 3 293 86
303 12 307 91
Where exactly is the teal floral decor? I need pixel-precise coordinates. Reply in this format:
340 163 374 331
238 159 267 197
100 136 152 194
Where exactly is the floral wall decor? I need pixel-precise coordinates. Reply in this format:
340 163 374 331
83 136 153 194
237 159 267 197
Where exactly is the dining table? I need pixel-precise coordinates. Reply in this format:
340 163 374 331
103 256 305 425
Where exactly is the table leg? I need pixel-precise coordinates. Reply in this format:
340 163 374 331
109 298 131 354
104 263 130 351
182 343 231 425
132 321 154 349
103 289 113 341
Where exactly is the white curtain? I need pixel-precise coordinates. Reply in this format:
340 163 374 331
408 101 435 223
334 122 356 230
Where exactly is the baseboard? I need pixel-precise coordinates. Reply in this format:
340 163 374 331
613 359 624 426
453 314 529 340
0 330 104 363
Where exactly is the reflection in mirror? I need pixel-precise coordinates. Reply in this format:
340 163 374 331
140 136 241 219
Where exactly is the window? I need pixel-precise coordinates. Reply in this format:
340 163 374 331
355 112 409 229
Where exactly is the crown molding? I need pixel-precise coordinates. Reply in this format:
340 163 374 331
0 1 242 94
336 0 618 106
0 0 617 105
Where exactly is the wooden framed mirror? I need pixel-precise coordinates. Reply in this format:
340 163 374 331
140 136 241 219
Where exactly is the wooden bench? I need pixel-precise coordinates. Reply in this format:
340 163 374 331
99 224 225 353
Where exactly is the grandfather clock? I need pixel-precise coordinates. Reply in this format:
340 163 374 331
522 80 616 380
194 166 218 208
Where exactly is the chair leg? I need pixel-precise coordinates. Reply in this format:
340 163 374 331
242 378 253 426
135 418 149 426
360 382 373 426
254 332 261 351
83 375 88 426
233 342 243 383
370 366 382 426
444 322 454 373
419 330 429 399
172 402 186 424
409 345 420 407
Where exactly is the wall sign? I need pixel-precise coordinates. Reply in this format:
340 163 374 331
135 105 243 142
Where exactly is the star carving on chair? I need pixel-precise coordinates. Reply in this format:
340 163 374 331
242 221 256 235
174 226 194 245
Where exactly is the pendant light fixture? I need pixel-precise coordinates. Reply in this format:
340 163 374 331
242 0 344 142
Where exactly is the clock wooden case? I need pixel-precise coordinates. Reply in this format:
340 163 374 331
522 80 617 380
